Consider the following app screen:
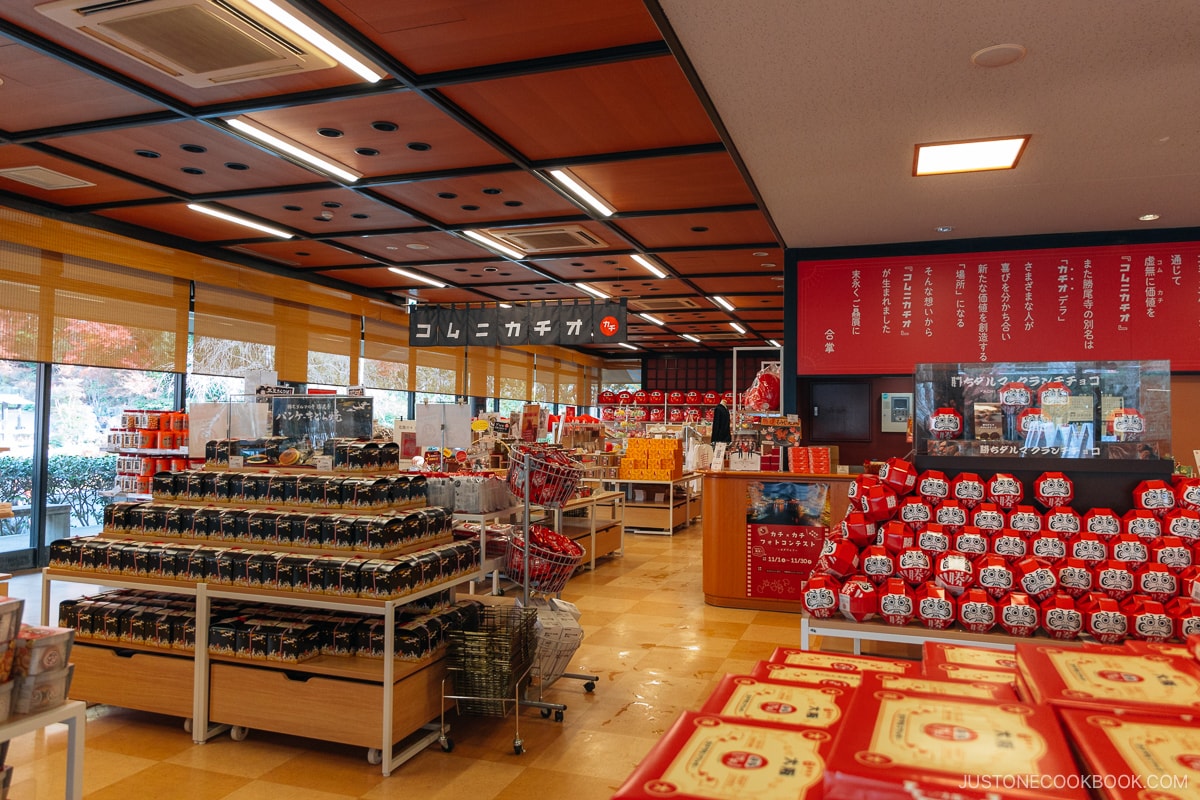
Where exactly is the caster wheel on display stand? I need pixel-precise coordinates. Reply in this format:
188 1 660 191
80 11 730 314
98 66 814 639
584 681 596 693
554 709 564 723
230 726 249 742
513 738 524 755
439 736 454 752
367 748 382 765
540 708 551 718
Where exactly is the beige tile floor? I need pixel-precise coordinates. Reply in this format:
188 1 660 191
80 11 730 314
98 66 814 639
5 523 916 799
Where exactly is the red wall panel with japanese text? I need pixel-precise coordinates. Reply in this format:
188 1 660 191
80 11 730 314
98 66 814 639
796 242 1199 374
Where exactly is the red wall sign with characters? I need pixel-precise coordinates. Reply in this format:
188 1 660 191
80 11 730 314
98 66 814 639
797 242 1200 374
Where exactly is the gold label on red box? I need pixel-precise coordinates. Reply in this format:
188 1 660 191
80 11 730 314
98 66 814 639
1046 651 1200 704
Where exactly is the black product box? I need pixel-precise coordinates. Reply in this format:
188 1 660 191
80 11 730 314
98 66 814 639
74 600 104 637
218 509 251 543
245 622 269 660
308 555 359 596
213 548 253 586
296 475 328 507
291 555 325 593
422 507 452 539
239 473 271 504
135 504 170 536
273 553 314 590
324 477 350 508
171 611 196 651
177 545 213 581
408 475 428 504
356 558 412 600
99 603 129 641
354 618 386 658
246 510 280 544
165 505 195 538
81 538 115 572
103 501 142 533
378 442 400 472
265 474 298 505
312 514 341 548
130 608 163 645
268 623 320 663
333 517 360 550
208 618 243 656
212 471 236 502
329 616 363 657
117 605 144 642
394 619 434 660
151 471 178 500
246 551 283 588
398 511 424 547
275 513 305 545
191 507 222 539
57 598 82 630
179 471 206 501
49 538 86 569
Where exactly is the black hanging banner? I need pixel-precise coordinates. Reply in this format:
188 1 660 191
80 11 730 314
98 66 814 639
496 305 528 345
408 299 625 346
468 306 499 346
558 301 595 345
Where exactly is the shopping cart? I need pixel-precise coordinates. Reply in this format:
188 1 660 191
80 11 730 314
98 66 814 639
439 605 538 755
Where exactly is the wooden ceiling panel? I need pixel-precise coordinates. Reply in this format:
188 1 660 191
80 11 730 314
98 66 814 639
220 188 422 234
415 260 553 286
440 58 719 161
241 93 513 178
613 209 778 249
582 278 694 301
49 121 321 193
97 202 277 241
484 281 592 302
321 0 662 74
0 2 377 107
371 170 581 225
690 276 785 295
225 241 376 269
313 266 419 289
0 40 167 133
659 248 784 277
569 152 755 213
393 286 533 305
0 145 167 205
331 230 491 261
531 254 666 283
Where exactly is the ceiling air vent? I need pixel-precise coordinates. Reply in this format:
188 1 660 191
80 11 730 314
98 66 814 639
0 166 95 190
482 225 607 254
35 0 337 88
629 297 703 312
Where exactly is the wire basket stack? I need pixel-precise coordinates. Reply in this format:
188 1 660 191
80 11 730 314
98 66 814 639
445 606 538 716
506 445 583 508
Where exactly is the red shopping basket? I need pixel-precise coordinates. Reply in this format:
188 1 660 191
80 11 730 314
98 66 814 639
506 525 583 595
506 446 583 508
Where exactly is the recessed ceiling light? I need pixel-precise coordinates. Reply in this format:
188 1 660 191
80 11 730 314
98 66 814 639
548 169 615 217
246 0 385 83
618 342 639 351
406 243 430 250
631 254 667 279
225 117 361 182
681 334 701 343
462 229 524 260
1138 213 1160 221
768 340 781 348
639 313 664 326
761 262 776 268
970 43 1027 69
578 283 609 300
187 204 293 238
730 322 746 334
935 225 954 233
752 251 769 257
914 136 1030 176
712 295 735 312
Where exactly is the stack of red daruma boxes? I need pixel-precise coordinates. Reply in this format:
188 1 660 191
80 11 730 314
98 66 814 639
613 645 1110 800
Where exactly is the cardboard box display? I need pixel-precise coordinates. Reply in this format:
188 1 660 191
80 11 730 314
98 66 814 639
749 661 863 688
861 672 1017 700
612 712 832 800
1015 642 1200 715
765 647 918 676
13 663 74 714
698 675 853 729
1057 708 1200 800
12 625 74 677
823 689 1088 800
922 642 1018 672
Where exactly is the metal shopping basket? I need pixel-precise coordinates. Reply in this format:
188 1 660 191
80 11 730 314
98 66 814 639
439 605 538 754
505 527 583 596
506 445 583 509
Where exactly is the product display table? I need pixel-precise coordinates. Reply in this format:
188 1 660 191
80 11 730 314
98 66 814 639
800 615 1087 654
549 491 625 569
601 474 700 535
1 700 86 800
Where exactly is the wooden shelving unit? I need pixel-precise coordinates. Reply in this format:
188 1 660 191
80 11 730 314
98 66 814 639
602 474 701 535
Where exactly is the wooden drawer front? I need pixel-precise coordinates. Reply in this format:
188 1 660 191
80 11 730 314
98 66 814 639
594 523 623 558
209 659 447 749
70 643 194 718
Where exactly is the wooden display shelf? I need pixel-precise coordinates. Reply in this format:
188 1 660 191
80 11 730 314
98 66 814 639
602 474 701 535
548 490 624 570
209 657 447 750
208 646 444 683
801 615 1088 655
561 518 623 566
140 496 428 515
94 529 453 560
623 499 687 533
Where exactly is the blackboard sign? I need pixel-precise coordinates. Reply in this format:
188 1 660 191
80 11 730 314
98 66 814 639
271 395 373 448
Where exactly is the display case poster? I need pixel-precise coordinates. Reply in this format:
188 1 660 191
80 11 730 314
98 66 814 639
797 241 1200 373
270 396 373 449
745 481 829 600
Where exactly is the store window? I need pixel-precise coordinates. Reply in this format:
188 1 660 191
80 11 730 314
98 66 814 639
0 360 36 557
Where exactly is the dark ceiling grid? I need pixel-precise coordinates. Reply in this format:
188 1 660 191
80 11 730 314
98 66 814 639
0 1 783 355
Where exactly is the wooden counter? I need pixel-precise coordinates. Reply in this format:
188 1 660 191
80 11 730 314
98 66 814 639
702 470 852 612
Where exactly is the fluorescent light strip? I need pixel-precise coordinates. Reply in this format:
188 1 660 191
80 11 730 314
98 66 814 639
462 229 525 260
246 0 385 83
499 303 513 309
681 334 701 343
187 204 293 238
578 283 609 300
730 322 746 334
226 118 360 183
639 313 664 326
387 266 447 289
768 339 781 348
712 295 735 312
618 342 639 351
914 136 1029 176
548 169 614 217
631 254 667 279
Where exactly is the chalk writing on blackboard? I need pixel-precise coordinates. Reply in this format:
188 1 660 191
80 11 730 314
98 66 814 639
271 396 373 448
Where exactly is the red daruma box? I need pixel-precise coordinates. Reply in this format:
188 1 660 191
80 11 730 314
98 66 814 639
860 671 1017 701
612 712 833 800
1015 642 1200 715
1058 708 1200 800
699 675 853 730
822 689 1088 800
750 661 864 689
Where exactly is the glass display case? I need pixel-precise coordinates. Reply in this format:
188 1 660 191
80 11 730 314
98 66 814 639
913 360 1170 460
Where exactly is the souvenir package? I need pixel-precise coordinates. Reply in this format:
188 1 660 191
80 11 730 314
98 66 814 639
1058 708 1200 800
922 642 1017 673
765 648 918 676
1015 643 1200 715
698 675 853 730
822 689 1087 800
860 671 1016 701
613 712 832 800
750 661 862 689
